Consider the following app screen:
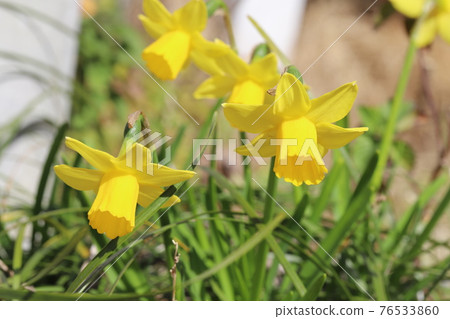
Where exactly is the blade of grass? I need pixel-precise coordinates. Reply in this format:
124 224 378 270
202 166 307 298
12 225 26 289
25 227 88 285
183 212 286 288
252 157 278 300
382 174 448 254
301 274 327 301
404 186 450 261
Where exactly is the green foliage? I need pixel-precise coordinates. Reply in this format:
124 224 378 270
0 1 449 302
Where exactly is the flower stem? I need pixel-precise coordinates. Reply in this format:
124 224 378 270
240 131 254 206
251 157 278 299
371 37 417 191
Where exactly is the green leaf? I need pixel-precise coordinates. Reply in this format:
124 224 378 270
183 213 286 288
404 185 450 260
33 123 68 215
382 174 448 254
301 274 327 301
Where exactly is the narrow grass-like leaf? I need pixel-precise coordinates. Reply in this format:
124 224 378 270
183 212 286 288
382 174 447 254
32 123 68 215
301 274 327 301
25 227 88 285
404 186 450 260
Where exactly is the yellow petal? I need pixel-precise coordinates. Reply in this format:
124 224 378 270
223 102 282 134
216 48 249 79
142 30 191 80
194 75 235 100
228 79 267 105
248 53 279 88
139 14 168 39
276 117 317 159
274 155 328 186
190 37 229 75
54 165 103 191
306 82 358 124
274 73 311 119
115 143 196 187
318 143 329 158
88 171 139 239
415 15 438 47
437 0 450 12
190 50 224 75
316 122 368 149
236 129 277 157
137 184 181 208
173 0 207 32
143 0 173 30
437 12 450 43
390 0 425 18
65 137 115 171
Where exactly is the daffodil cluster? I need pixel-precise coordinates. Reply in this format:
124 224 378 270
55 0 369 239
391 0 450 47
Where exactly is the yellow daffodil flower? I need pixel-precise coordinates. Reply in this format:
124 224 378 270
390 0 450 47
194 45 279 105
223 73 368 186
54 137 195 239
139 0 224 80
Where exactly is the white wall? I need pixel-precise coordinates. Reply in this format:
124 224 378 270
0 0 80 209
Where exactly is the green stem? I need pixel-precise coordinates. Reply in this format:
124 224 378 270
248 16 291 65
251 157 278 299
371 37 417 192
222 7 237 52
240 131 254 206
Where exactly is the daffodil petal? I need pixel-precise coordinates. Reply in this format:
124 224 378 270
318 143 329 158
65 137 115 171
307 82 358 124
139 14 168 39
138 166 196 187
415 15 438 47
228 79 267 105
437 12 450 43
137 184 180 208
54 165 103 191
249 53 279 88
143 0 173 30
142 30 191 80
390 0 425 18
316 122 368 149
194 75 235 100
274 73 311 119
190 50 224 75
223 103 282 133
115 142 196 187
216 47 249 79
438 0 450 12
190 37 229 75
173 0 207 32
88 172 139 239
236 129 277 157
